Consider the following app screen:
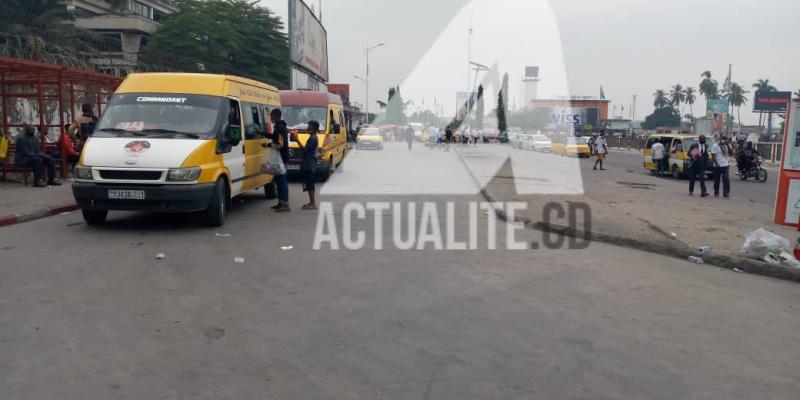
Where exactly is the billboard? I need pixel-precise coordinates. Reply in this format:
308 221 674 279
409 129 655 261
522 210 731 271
754 90 791 113
543 107 599 128
327 84 350 104
706 98 729 116
289 0 329 82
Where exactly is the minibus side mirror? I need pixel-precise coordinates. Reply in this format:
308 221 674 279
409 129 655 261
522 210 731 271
217 140 233 154
227 125 242 146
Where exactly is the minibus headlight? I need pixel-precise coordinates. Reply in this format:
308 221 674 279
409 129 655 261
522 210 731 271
167 167 201 182
75 166 93 180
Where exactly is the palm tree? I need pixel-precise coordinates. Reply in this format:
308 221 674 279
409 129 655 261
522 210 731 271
723 82 749 131
669 84 685 112
653 89 669 109
683 87 696 117
699 71 719 100
683 87 696 131
752 79 777 127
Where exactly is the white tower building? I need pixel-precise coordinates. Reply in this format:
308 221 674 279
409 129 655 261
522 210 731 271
520 66 540 110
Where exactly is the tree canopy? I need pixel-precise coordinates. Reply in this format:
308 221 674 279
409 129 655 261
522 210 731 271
475 85 485 129
642 106 680 130
385 86 406 125
497 89 507 132
140 0 289 88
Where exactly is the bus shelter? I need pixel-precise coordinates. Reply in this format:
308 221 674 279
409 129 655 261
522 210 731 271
0 56 122 178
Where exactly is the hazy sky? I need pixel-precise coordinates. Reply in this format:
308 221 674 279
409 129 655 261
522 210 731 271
259 0 799 125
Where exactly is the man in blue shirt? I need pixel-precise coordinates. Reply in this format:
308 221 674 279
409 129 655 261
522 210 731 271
300 120 319 210
15 125 61 187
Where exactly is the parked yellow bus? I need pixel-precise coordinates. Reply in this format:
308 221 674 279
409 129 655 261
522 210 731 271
72 73 281 226
280 90 348 181
643 133 714 178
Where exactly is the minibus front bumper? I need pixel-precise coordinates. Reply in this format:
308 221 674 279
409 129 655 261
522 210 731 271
72 182 215 212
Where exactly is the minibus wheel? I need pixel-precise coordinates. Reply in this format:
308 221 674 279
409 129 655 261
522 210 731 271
320 157 334 182
82 209 107 226
671 164 682 179
205 178 226 227
264 182 277 199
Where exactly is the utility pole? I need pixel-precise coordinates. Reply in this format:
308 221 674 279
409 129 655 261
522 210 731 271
467 26 473 105
356 43 384 124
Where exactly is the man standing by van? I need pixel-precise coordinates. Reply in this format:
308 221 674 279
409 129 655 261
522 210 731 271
651 140 665 176
688 135 709 197
300 120 320 210
270 108 290 212
711 135 732 197
68 103 98 141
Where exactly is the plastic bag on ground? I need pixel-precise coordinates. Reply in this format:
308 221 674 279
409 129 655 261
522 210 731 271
739 228 792 258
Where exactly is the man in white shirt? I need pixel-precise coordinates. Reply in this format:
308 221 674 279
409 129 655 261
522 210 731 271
593 132 608 170
711 136 731 197
651 141 665 176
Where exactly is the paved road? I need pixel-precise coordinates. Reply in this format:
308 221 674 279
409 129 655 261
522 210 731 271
1 143 799 399
605 150 778 206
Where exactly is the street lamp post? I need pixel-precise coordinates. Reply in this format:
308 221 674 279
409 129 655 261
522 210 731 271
466 61 489 129
358 42 384 124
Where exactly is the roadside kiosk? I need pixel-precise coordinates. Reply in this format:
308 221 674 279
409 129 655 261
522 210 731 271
774 100 800 225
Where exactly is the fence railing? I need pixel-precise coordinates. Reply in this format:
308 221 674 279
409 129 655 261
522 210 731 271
607 136 646 151
607 135 784 163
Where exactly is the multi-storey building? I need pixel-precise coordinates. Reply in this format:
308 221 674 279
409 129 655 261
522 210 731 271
66 0 179 73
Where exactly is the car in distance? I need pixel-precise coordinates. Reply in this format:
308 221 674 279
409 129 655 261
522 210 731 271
531 134 552 152
357 126 384 150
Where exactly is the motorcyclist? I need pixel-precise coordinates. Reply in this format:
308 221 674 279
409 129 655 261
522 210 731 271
737 141 756 175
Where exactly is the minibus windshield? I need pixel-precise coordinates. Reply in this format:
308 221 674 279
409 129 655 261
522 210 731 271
283 106 327 131
96 93 224 139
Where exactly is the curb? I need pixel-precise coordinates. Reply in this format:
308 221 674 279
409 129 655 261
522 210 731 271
454 148 800 284
0 202 79 228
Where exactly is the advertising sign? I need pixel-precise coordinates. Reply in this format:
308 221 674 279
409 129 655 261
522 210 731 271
774 101 800 225
289 0 329 81
706 98 729 116
753 90 791 113
783 102 800 170
327 84 350 104
542 107 599 128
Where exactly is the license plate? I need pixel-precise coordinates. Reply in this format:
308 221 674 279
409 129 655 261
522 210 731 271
286 164 300 171
108 189 146 200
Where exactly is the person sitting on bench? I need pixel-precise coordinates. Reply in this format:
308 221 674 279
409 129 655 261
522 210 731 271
15 125 61 187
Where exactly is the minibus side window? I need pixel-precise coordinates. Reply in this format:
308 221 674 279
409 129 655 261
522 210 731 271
328 109 335 134
243 102 263 139
645 137 657 149
220 99 242 150
260 106 272 135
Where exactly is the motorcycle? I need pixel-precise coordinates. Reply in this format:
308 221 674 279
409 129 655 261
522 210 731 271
737 155 768 182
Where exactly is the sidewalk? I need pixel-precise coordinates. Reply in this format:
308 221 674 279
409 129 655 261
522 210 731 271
467 152 800 282
0 180 77 227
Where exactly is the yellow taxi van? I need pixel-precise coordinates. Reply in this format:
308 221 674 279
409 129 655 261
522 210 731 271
643 133 715 178
72 73 281 227
279 90 347 181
